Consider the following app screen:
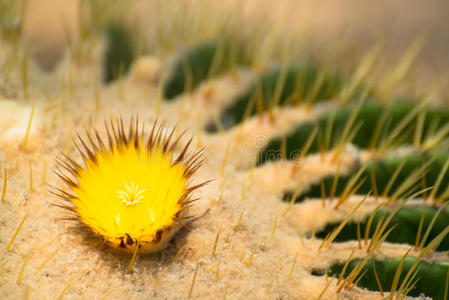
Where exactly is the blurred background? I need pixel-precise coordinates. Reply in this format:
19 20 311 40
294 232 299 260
3 0 449 96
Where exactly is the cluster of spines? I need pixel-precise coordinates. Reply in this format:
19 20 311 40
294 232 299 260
206 62 362 132
51 118 206 231
285 152 449 204
311 194 449 298
259 99 449 164
157 39 449 299
327 257 449 299
163 39 249 100
316 205 449 251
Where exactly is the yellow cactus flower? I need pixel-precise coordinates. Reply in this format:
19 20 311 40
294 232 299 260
52 118 206 253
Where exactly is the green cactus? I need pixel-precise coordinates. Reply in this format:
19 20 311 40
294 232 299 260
103 23 136 83
259 100 449 165
163 40 247 100
315 206 449 250
206 62 361 132
284 152 449 203
327 258 449 300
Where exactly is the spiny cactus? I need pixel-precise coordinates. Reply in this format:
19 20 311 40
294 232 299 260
162 40 249 100
316 205 449 250
259 100 449 165
206 62 363 132
328 258 449 300
1 2 449 300
285 152 449 203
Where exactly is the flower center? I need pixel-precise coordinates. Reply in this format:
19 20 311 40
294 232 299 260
117 182 146 206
